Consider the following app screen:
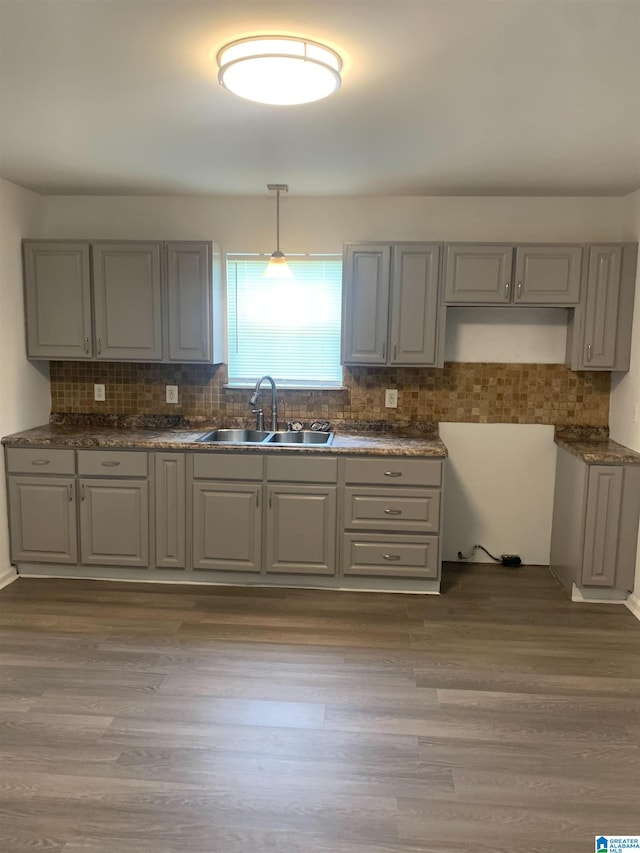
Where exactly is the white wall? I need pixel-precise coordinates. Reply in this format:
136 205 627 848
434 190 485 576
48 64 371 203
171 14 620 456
41 193 624 565
0 179 50 585
610 188 640 604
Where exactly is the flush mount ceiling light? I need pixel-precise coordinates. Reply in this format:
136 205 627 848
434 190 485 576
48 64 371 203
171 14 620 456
217 36 342 106
264 184 293 279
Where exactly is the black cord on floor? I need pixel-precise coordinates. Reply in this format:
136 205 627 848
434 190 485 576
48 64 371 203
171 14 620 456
457 544 522 568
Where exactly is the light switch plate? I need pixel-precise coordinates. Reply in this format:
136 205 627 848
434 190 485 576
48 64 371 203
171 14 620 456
166 385 179 404
385 389 398 408
94 384 105 402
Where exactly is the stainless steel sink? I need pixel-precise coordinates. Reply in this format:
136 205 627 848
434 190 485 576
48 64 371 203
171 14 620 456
197 429 272 444
267 431 334 445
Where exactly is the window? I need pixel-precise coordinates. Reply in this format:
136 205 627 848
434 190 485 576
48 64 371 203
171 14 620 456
226 255 343 388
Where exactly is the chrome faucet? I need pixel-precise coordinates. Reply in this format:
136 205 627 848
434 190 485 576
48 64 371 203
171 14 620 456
249 375 278 431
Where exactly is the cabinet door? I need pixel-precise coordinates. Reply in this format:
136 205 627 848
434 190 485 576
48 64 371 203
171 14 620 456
581 246 622 369
23 242 92 359
443 244 513 304
342 245 390 364
514 245 582 305
92 242 163 360
390 244 440 365
8 476 77 564
155 453 186 569
266 485 337 575
79 478 149 567
192 482 261 572
166 242 213 363
581 466 623 587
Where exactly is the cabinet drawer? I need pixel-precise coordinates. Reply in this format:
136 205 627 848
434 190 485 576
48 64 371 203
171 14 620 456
344 457 442 487
193 453 263 481
343 533 439 579
344 487 440 533
6 447 75 475
266 455 337 483
77 450 148 477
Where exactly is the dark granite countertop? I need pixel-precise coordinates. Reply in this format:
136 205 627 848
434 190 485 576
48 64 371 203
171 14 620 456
2 422 448 459
555 437 640 465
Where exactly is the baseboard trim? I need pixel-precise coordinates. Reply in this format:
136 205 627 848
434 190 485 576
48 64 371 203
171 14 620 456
571 583 628 603
0 567 18 591
625 591 640 622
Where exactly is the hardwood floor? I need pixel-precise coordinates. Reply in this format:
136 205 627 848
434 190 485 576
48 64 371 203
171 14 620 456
0 564 638 853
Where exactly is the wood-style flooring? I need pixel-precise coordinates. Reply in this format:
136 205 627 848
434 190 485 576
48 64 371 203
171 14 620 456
0 564 638 853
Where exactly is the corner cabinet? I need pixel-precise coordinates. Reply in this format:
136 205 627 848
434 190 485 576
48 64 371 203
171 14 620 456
22 240 223 364
443 243 583 305
342 243 442 367
565 243 638 372
550 445 640 594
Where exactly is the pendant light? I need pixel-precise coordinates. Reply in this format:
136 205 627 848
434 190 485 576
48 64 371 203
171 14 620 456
217 36 342 106
264 184 293 279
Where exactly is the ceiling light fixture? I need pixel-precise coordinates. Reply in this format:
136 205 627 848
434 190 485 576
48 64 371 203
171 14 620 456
217 36 342 106
264 184 293 279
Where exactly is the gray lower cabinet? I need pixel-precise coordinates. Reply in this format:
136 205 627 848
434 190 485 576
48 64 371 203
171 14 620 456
342 243 441 366
191 453 263 573
550 446 640 593
265 484 337 575
341 456 443 580
8 476 77 564
444 243 582 305
22 240 223 363
79 478 150 567
155 452 186 569
192 481 262 572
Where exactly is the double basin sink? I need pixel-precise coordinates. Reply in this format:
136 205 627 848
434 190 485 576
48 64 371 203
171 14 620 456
197 428 334 446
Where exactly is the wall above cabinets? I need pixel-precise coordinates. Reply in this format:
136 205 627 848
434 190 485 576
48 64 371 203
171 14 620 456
341 241 638 373
23 240 223 364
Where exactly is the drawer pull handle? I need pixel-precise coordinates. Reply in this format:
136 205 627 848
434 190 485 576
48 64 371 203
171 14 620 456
384 471 402 478
587 343 592 361
31 459 51 466
383 554 401 561
84 336 90 354
384 508 402 515
101 461 121 467
517 280 523 298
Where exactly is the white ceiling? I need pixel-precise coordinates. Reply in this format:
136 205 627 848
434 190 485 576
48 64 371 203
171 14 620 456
1 0 639 197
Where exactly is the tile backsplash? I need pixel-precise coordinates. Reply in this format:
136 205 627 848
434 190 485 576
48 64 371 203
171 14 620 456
49 362 610 427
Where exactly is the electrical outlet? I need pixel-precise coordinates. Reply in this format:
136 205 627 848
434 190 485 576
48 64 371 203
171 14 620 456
384 389 398 408
166 385 179 404
94 384 105 402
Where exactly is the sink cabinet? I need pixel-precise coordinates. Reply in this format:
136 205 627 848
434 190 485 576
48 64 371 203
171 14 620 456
191 454 263 573
22 240 223 363
342 243 441 366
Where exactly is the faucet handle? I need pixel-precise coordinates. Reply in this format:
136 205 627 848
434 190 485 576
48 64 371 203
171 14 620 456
252 408 265 431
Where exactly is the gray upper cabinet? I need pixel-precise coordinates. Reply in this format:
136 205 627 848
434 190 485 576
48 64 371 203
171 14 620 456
444 243 582 305
513 245 582 304
342 245 391 364
565 243 638 371
342 243 441 366
23 241 92 359
444 244 513 304
166 242 224 363
23 239 223 364
92 242 163 361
